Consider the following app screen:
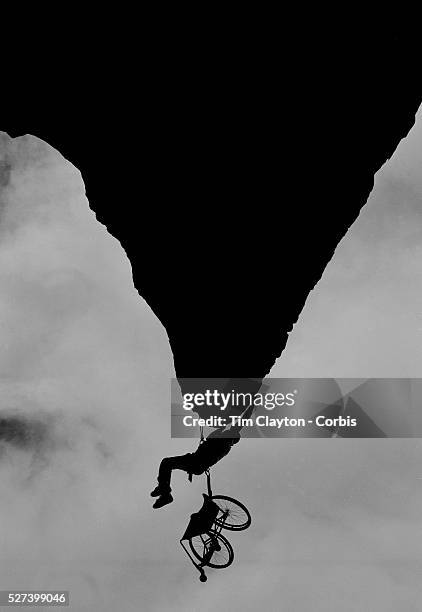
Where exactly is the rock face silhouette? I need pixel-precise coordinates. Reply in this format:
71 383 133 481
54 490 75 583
0 47 420 607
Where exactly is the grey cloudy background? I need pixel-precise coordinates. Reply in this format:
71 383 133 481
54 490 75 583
1 105 422 611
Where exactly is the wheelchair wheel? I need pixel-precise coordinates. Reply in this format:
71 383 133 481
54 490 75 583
189 530 234 569
211 495 251 531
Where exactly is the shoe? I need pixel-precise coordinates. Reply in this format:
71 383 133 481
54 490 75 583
153 493 173 509
150 486 163 497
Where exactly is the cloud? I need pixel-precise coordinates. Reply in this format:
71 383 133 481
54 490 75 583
0 133 191 610
265 104 422 610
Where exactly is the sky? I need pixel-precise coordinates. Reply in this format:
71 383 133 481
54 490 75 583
1 105 422 611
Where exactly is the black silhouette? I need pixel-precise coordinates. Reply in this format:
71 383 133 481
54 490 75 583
151 404 254 509
179 470 251 581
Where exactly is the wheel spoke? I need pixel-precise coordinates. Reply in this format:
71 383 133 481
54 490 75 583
212 496 251 530
189 531 234 568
